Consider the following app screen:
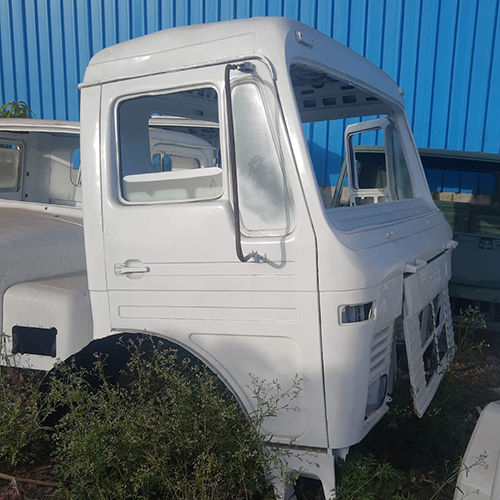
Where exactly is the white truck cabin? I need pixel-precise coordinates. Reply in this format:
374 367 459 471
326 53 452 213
0 119 81 206
0 120 89 371
5 17 453 497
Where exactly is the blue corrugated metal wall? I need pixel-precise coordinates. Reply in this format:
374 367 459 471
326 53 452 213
0 0 498 154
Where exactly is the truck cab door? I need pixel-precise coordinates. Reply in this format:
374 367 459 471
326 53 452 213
95 61 326 446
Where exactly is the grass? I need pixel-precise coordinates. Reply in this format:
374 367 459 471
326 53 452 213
335 306 493 500
1 338 285 499
335 454 412 500
0 307 496 499
0 367 49 468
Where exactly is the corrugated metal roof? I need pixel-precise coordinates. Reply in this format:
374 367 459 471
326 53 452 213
0 0 498 155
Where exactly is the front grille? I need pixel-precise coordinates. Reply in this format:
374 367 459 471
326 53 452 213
369 324 393 380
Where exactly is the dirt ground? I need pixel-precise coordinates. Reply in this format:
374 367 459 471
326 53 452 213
0 463 55 500
457 330 500 404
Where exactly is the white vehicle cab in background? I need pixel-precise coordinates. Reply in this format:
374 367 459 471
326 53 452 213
0 118 217 372
0 119 88 371
1 18 456 497
0 119 81 205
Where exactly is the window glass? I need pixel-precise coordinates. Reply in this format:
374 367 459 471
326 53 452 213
391 131 413 200
442 170 460 193
354 151 386 188
232 82 289 233
341 122 415 206
478 172 496 195
421 156 499 236
425 169 444 192
0 142 22 191
70 148 81 186
353 130 387 190
347 128 391 206
118 88 221 203
459 171 476 194
424 167 496 197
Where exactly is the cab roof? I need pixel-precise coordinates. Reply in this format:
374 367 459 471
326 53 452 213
0 119 79 134
82 17 403 106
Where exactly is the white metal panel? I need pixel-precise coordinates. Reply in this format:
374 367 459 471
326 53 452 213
455 401 500 500
3 273 92 371
320 275 403 448
81 85 107 297
0 207 85 340
97 62 326 446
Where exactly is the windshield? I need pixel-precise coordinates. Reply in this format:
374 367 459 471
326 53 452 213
290 63 415 209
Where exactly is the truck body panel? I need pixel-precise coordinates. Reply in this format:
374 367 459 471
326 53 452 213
4 272 92 370
0 206 85 330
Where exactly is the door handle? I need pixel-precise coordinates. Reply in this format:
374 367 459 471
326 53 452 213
114 260 150 275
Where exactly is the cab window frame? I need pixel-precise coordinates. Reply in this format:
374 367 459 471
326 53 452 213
0 139 24 193
114 84 224 206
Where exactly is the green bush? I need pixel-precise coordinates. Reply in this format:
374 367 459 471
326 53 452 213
336 453 414 500
48 339 276 500
0 100 33 118
453 305 486 365
0 367 49 467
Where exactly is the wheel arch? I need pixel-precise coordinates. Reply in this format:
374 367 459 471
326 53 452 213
48 331 251 416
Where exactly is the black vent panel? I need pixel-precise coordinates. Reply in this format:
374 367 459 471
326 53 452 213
12 326 57 357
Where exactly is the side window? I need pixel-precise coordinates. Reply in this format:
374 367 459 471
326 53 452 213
0 142 22 191
345 120 414 206
70 148 81 186
347 127 391 205
422 158 498 236
232 82 290 233
391 131 413 200
424 165 496 200
118 88 221 203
